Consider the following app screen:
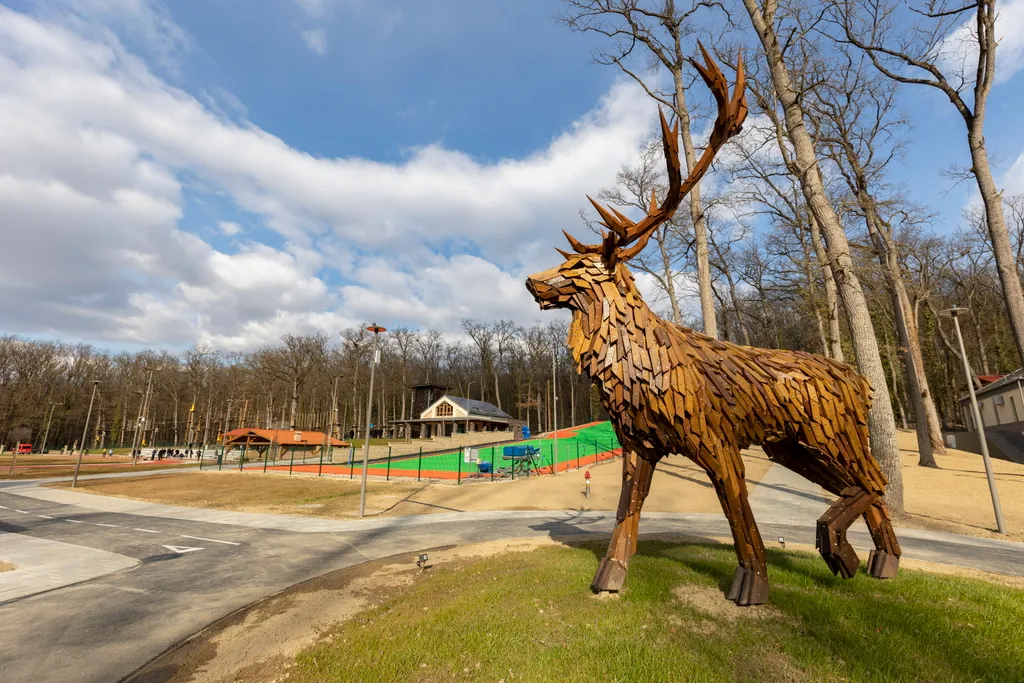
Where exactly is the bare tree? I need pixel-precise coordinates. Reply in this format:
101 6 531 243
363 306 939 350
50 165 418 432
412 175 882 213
738 0 905 511
836 0 1024 366
560 0 728 337
807 49 943 464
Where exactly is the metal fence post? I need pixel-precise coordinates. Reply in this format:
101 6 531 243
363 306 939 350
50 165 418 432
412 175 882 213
239 443 246 471
490 447 495 481
218 445 224 470
386 445 392 481
289 448 295 475
417 446 423 482
349 446 355 480
457 446 463 485
263 446 269 473
318 443 325 477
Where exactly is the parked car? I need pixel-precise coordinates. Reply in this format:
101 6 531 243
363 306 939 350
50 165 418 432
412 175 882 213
17 443 32 454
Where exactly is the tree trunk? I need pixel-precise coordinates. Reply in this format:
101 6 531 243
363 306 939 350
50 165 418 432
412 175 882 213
289 378 299 430
742 0 904 512
809 214 844 362
864 208 940 465
658 234 684 325
970 130 1024 366
672 68 717 338
886 345 908 430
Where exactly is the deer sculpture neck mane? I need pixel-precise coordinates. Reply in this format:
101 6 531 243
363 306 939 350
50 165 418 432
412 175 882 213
524 45 902 607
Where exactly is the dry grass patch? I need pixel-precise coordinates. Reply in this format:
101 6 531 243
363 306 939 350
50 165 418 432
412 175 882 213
895 430 1024 542
0 560 15 572
54 472 424 517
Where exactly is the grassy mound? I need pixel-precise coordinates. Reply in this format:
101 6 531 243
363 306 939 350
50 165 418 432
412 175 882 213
291 542 1024 682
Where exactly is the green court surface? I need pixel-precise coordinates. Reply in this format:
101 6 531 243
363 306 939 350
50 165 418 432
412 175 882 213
333 421 621 476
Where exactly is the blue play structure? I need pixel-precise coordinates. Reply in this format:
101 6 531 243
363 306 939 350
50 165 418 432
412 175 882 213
503 445 540 459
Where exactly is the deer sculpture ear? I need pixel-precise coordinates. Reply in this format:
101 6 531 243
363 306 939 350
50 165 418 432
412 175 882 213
555 247 573 260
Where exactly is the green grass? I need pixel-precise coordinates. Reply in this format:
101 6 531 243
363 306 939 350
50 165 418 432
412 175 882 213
291 541 1024 683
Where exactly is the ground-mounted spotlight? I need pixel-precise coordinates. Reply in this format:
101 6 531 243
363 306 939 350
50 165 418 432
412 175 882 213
778 537 785 548
416 553 429 570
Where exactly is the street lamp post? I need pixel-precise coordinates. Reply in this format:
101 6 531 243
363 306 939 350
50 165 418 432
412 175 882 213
131 371 153 465
40 402 58 455
465 380 477 435
947 307 1007 534
72 381 100 488
552 340 559 476
359 324 386 518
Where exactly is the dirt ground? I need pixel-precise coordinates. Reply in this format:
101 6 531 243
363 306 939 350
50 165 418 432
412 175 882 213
896 430 1024 542
54 429 1024 543
0 560 15 573
59 448 773 518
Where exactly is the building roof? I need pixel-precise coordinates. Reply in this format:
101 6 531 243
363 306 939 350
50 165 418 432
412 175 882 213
223 428 349 447
446 396 513 420
977 374 1007 386
960 368 1024 401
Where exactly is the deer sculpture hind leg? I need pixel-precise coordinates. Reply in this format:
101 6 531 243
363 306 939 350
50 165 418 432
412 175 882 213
862 498 902 579
591 449 656 593
702 446 769 606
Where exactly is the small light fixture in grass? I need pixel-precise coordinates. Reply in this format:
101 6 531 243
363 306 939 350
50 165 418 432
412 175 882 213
778 537 785 548
416 553 429 570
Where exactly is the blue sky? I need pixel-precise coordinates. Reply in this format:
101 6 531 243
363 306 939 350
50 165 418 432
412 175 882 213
1 0 1022 351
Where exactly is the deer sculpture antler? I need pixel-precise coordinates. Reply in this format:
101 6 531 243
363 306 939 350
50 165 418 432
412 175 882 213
563 44 747 266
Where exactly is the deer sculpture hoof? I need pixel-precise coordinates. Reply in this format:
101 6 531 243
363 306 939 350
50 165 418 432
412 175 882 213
591 557 628 593
726 566 769 606
816 520 862 580
866 550 900 579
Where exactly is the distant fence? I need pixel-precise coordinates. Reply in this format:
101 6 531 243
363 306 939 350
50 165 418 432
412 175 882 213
199 430 624 485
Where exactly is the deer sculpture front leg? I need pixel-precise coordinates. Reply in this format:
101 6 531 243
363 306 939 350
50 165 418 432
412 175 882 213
702 446 769 606
592 449 656 593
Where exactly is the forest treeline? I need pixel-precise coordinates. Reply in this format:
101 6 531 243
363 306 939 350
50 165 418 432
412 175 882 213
0 322 592 454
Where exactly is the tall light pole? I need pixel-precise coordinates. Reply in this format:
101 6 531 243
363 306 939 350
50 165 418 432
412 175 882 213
40 402 58 455
359 324 386 518
131 371 153 465
947 307 1007 534
72 381 100 488
465 379 477 435
551 339 559 476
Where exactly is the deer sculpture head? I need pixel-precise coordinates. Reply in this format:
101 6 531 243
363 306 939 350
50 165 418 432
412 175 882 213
526 45 747 312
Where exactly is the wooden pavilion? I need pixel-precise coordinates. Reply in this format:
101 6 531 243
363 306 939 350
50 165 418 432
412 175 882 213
221 428 350 461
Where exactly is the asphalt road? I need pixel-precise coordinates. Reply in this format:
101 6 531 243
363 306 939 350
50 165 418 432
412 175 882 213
2 484 1023 683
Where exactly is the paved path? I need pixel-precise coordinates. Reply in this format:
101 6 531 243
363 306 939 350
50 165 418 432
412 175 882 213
1 466 1023 683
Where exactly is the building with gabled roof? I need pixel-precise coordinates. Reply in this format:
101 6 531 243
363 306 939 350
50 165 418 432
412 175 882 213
390 392 521 439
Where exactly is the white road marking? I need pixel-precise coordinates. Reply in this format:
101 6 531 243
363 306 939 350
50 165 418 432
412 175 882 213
134 528 159 533
162 545 204 554
180 534 240 546
94 523 118 528
14 509 27 514
37 515 53 519
0 504 7 509
65 519 84 523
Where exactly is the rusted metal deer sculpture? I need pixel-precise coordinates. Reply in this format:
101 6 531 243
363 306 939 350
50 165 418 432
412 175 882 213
525 46 901 606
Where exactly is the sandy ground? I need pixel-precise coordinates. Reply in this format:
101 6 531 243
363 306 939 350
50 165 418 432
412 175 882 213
52 429 1024 543
896 430 1024 542
0 560 15 573
58 448 774 518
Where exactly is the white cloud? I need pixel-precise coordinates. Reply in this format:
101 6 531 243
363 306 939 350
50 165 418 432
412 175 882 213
218 220 243 236
301 27 327 56
936 0 1024 85
294 0 335 19
0 5 670 349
